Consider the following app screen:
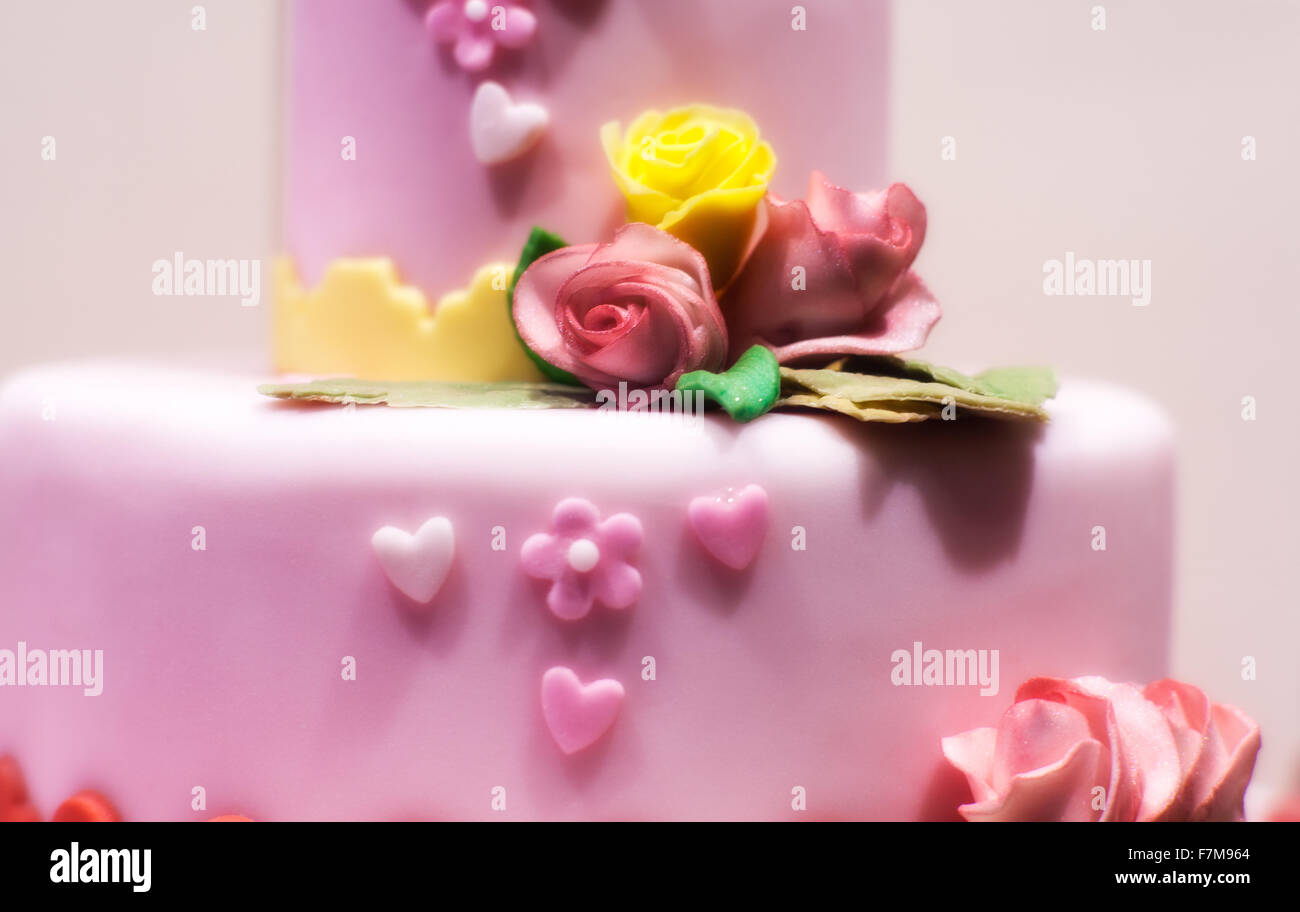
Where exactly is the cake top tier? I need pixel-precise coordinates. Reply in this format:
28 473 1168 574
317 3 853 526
285 0 890 299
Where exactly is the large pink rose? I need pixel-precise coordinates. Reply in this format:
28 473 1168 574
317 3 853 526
723 171 940 363
941 676 1260 822
512 223 728 392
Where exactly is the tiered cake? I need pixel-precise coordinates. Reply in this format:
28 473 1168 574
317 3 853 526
0 0 1258 822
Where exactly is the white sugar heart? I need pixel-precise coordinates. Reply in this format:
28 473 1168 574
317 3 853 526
371 516 455 604
541 667 625 755
688 484 770 570
469 81 549 165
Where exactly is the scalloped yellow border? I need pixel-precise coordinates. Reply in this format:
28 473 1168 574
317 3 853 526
272 257 545 383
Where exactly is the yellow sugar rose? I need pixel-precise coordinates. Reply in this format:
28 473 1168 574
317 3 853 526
601 104 776 288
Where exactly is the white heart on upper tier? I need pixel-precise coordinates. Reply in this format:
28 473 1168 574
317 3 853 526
469 81 549 165
371 516 455 604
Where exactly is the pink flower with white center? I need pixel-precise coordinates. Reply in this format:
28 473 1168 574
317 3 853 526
426 0 538 73
520 498 643 621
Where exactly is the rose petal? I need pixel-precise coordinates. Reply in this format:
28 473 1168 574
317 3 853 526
1193 703 1260 821
558 270 683 386
512 244 599 375
941 727 1000 805
806 173 926 273
959 738 1107 822
989 698 1097 794
1144 679 1214 820
765 272 941 363
1020 676 1182 821
722 196 862 349
589 223 712 297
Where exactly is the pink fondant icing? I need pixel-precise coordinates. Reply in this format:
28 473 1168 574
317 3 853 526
285 0 890 298
540 667 625 755
687 484 769 571
0 361 1173 820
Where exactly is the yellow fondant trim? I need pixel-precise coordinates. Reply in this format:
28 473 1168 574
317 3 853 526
273 257 545 383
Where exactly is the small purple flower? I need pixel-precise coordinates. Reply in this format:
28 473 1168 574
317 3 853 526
426 0 538 73
521 498 643 621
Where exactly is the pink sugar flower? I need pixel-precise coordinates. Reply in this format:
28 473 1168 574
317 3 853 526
724 171 940 363
942 675 1261 822
426 0 538 72
520 498 643 621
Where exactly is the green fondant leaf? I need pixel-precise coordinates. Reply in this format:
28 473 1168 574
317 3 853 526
258 378 598 409
776 362 1057 423
675 344 781 423
507 227 584 386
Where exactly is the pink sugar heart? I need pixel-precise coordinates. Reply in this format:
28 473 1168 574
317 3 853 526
687 484 770 570
371 516 455 604
541 667 625 755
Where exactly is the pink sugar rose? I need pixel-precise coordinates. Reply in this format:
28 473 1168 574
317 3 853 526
512 223 729 392
941 676 1261 822
723 171 940 364
426 0 537 72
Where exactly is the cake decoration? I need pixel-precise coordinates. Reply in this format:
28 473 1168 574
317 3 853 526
724 173 940 363
52 790 121 823
676 344 780 422
540 666 625 755
601 104 776 287
778 357 1058 422
371 517 456 605
687 484 770 571
266 100 1059 425
506 227 581 385
273 258 544 383
941 676 1260 822
208 814 254 822
259 377 594 409
0 755 39 822
511 223 728 394
521 498 643 621
469 81 549 166
426 0 537 72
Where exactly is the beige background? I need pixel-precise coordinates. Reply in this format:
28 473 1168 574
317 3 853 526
1 1 1296 803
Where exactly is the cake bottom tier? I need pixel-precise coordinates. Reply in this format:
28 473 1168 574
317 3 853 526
0 362 1173 820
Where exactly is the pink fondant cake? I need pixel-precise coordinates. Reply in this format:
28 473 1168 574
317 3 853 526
0 363 1171 820
0 0 1261 822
